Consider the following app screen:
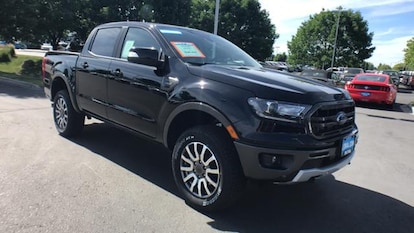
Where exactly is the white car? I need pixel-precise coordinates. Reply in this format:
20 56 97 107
40 43 53 50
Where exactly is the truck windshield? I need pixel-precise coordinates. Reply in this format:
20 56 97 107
157 25 261 68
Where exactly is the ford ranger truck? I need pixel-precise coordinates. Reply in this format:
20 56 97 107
42 21 358 211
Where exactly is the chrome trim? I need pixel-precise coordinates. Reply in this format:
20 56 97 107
290 150 354 183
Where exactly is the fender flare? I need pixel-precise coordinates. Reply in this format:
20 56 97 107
51 71 81 112
162 102 233 148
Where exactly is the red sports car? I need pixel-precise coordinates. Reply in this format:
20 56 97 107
344 73 397 107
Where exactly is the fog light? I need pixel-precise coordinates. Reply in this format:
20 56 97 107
259 153 292 170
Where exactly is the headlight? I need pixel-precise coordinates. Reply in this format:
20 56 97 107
248 97 311 123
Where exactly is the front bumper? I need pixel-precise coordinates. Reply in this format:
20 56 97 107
290 151 354 182
234 130 358 182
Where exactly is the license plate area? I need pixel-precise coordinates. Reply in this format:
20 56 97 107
361 92 370 97
341 135 355 157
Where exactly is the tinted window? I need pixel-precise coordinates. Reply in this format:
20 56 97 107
121 28 160 59
345 68 363 74
356 75 386 82
90 28 121 57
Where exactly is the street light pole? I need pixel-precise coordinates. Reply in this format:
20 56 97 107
330 8 342 69
214 0 220 35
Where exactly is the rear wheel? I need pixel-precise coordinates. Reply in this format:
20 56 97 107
53 90 84 137
172 125 245 211
386 98 396 109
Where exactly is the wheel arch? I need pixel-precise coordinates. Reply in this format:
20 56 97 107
163 102 236 150
51 73 80 112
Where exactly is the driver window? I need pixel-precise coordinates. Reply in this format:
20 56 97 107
121 28 160 59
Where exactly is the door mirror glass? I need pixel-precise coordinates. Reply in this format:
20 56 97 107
127 47 162 68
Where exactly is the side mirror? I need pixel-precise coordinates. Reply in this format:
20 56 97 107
127 47 163 68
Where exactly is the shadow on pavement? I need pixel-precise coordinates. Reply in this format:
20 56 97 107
397 86 413 94
0 77 45 99
356 102 413 114
70 121 414 233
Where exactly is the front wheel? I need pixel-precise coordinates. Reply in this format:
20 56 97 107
53 90 84 137
172 125 245 211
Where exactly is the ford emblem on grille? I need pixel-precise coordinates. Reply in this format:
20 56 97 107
336 111 347 125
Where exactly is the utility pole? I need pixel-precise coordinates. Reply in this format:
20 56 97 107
214 0 220 35
330 7 342 69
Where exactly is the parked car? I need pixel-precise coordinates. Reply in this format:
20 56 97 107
399 71 414 89
344 73 397 107
337 73 357 87
332 67 363 87
14 41 27 49
377 70 400 87
40 43 53 50
344 67 364 74
263 61 293 72
298 69 339 86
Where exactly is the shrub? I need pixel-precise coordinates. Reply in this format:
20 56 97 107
21 59 42 76
0 48 11 62
9 46 16 58
0 46 15 62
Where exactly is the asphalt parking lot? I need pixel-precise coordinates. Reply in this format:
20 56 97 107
0 78 413 233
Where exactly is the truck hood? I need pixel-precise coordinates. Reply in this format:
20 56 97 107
187 65 349 104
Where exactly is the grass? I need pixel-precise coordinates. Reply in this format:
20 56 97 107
0 50 43 87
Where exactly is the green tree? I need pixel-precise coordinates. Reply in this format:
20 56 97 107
36 0 83 48
393 63 406 71
189 0 278 61
362 61 375 70
273 53 287 62
0 0 40 43
377 63 392 70
404 37 414 70
288 8 375 69
152 0 191 25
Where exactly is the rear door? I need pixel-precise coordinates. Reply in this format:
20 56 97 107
76 27 122 117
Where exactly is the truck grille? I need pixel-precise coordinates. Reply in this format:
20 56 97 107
310 101 355 139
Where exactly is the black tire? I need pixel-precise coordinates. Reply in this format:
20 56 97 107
385 98 395 110
53 90 84 137
172 125 245 211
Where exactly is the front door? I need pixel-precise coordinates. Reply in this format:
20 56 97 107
107 27 167 138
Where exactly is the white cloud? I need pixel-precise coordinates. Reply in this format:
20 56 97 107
367 36 411 66
364 1 414 17
258 0 414 66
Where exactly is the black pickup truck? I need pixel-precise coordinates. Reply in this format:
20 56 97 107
42 21 358 211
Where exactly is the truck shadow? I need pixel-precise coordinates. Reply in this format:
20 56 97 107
71 121 414 233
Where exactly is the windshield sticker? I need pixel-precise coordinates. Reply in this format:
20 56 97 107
160 29 183 35
171 42 205 58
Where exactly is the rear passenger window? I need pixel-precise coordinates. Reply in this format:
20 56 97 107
121 28 160 59
90 28 121 57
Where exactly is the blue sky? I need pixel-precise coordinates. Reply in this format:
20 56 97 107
258 0 414 67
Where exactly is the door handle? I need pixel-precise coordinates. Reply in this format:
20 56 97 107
82 62 89 69
114 69 123 77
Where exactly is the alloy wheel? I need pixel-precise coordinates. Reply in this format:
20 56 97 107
55 96 68 131
179 141 221 199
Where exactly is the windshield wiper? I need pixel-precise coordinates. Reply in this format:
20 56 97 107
186 61 216 66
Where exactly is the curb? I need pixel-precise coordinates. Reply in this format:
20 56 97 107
0 76 42 90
